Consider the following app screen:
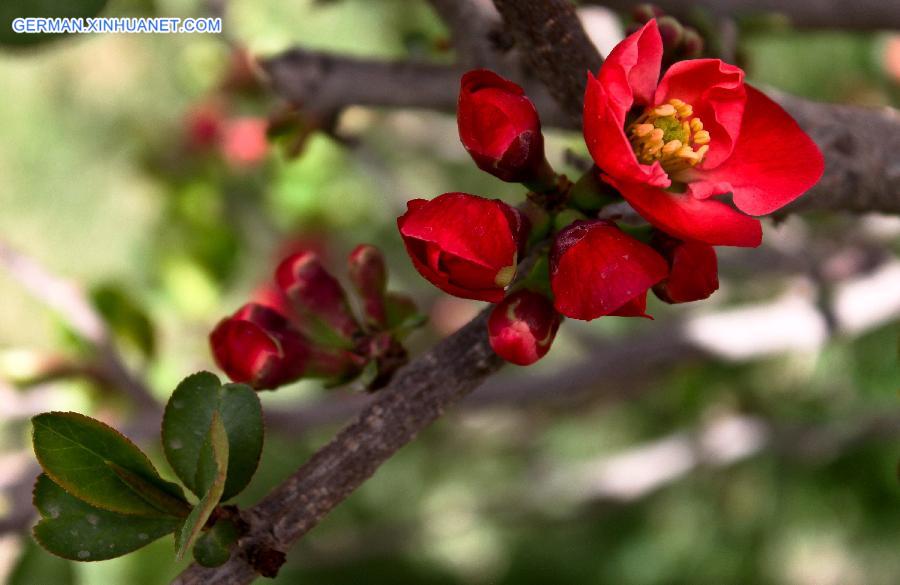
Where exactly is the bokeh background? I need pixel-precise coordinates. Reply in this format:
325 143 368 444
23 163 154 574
1 0 899 584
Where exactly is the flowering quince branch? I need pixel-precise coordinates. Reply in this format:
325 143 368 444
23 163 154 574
23 2 893 583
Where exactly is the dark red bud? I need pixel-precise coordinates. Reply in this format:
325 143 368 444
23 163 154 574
348 244 388 329
488 289 561 365
657 16 684 49
651 232 719 303
275 252 362 344
680 27 704 58
185 102 224 151
397 193 525 302
209 303 309 390
632 4 665 23
457 69 549 183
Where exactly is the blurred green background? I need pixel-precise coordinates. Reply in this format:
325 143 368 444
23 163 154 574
1 1 899 584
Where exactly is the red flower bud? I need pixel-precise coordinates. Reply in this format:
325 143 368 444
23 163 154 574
209 303 310 389
275 252 362 344
348 244 388 329
657 16 684 49
651 233 719 303
210 303 362 389
550 220 668 320
457 70 549 183
679 26 704 58
398 193 527 302
185 102 224 151
488 290 561 366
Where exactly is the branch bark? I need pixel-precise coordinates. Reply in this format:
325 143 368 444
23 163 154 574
591 0 900 31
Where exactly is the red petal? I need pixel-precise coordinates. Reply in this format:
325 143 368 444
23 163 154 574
400 239 506 303
550 220 668 321
210 316 283 388
609 292 654 319
488 290 561 365
605 176 762 248
688 85 824 216
652 236 719 303
584 21 670 189
655 59 746 169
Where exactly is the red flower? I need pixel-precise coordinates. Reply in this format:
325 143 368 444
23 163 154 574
209 303 311 389
583 20 823 247
651 232 719 303
488 289 561 365
550 220 668 320
458 70 550 183
398 193 527 302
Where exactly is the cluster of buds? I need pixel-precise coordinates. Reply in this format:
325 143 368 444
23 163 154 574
628 3 704 63
210 245 421 390
397 18 822 366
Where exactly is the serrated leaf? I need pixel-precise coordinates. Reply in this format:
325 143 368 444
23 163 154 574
32 412 188 517
193 518 239 567
163 372 263 500
32 474 180 561
175 413 228 561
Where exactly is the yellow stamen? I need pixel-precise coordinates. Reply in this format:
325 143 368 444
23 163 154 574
627 98 710 173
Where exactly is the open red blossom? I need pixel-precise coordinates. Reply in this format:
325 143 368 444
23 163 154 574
550 220 668 320
458 70 550 183
651 232 719 303
398 193 527 302
583 20 823 247
488 289 561 365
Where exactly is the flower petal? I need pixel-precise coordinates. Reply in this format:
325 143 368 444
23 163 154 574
605 176 762 248
550 220 668 321
584 21 670 189
655 59 747 169
688 85 824 216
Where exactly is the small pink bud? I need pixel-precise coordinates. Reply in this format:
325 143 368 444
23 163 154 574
348 244 388 329
275 252 362 344
488 290 561 366
221 117 268 168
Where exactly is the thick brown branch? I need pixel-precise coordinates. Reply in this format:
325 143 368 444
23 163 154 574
172 310 502 584
592 0 900 31
491 0 602 122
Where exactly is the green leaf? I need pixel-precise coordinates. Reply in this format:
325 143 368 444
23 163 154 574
193 518 240 567
32 412 188 517
175 413 229 561
32 474 180 561
0 0 108 48
163 372 263 500
107 462 191 518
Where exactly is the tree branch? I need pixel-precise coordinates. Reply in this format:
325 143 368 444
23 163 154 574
172 310 502 584
175 0 899 581
591 0 900 31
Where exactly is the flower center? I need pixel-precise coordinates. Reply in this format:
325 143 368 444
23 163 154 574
628 99 710 175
